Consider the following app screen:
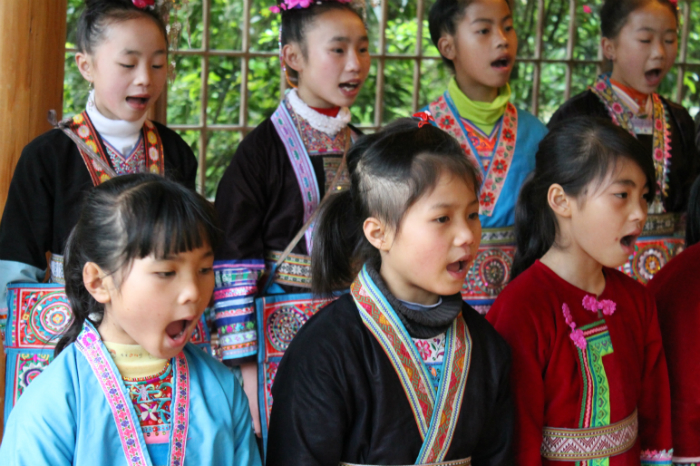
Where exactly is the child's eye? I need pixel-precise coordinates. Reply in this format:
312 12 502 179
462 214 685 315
332 48 344 54
436 216 450 224
120 64 135 68
478 29 490 35
359 47 369 54
614 192 628 199
155 271 176 278
468 212 480 220
639 40 651 44
200 267 213 275
152 64 164 69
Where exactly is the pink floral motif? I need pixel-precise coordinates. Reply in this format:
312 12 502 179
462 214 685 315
439 115 456 129
132 0 155 8
654 148 663 161
503 128 514 141
270 0 350 12
493 159 508 175
415 340 431 360
595 82 607 91
655 119 663 130
562 303 587 350
480 191 495 208
582 296 616 316
612 102 624 114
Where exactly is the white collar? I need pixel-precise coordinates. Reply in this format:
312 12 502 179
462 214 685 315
286 89 352 137
86 90 147 155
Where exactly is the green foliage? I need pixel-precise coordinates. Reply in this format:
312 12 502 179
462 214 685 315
63 0 700 197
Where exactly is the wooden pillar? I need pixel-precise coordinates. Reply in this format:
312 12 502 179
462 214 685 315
0 0 68 439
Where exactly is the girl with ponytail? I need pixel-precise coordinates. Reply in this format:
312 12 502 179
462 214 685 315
487 117 674 465
267 118 514 466
0 174 261 466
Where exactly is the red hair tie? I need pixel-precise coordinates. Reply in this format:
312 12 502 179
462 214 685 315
132 0 155 8
412 111 435 128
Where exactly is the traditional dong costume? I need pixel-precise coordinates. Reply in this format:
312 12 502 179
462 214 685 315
647 243 700 466
213 88 359 444
549 74 700 283
266 264 513 466
0 93 202 423
487 260 673 466
425 79 548 313
0 321 261 466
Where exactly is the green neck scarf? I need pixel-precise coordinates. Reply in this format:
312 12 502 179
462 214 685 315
447 78 511 134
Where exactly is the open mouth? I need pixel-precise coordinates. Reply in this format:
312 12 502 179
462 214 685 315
126 96 150 106
339 82 360 92
447 258 470 274
620 234 638 249
644 68 662 84
491 58 511 69
165 319 191 341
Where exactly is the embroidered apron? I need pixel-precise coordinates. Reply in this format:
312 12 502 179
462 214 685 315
429 93 518 312
350 265 472 464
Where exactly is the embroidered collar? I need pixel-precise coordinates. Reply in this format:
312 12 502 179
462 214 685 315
610 78 650 110
447 77 510 134
590 74 671 213
286 88 351 137
86 90 147 155
365 264 462 339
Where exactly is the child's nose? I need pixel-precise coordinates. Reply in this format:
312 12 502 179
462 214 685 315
179 278 202 304
134 64 152 87
345 49 361 72
455 222 477 247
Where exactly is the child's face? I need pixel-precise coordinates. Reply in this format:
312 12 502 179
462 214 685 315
377 172 481 305
290 8 370 108
97 245 215 359
567 159 649 269
604 1 678 94
440 0 516 99
76 16 168 121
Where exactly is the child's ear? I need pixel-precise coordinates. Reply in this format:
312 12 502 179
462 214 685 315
83 262 112 304
363 217 393 252
282 43 304 73
75 53 94 83
601 37 616 61
547 184 572 218
437 34 457 62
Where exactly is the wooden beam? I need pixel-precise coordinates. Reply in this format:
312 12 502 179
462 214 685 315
0 0 68 439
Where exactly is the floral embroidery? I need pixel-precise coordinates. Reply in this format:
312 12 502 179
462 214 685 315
640 448 673 466
104 138 146 176
123 362 173 443
562 303 587 350
429 94 519 217
413 334 446 364
562 296 617 350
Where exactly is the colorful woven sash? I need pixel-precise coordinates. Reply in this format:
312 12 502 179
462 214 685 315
350 265 471 464
68 111 165 186
429 92 518 217
541 409 638 461
340 459 471 466
75 322 190 466
271 102 322 253
590 74 671 214
264 250 312 288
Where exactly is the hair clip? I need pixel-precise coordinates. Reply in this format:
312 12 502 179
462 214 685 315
412 111 435 128
270 0 352 13
133 0 156 9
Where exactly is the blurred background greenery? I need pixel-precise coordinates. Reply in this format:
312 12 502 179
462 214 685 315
63 0 700 197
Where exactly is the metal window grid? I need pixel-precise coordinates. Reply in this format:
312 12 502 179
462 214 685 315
66 0 698 195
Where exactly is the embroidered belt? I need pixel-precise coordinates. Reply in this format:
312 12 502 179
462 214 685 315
49 254 65 285
541 409 638 461
339 459 471 466
265 250 312 288
642 213 684 238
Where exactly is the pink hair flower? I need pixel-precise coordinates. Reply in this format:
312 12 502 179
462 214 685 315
583 5 592 14
269 5 281 12
132 0 155 8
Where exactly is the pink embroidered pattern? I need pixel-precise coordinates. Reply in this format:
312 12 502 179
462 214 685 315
640 449 673 465
429 94 518 217
76 323 190 466
270 0 351 13
562 297 617 349
590 75 672 210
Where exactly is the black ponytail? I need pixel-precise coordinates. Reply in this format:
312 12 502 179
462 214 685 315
77 0 168 54
55 174 220 355
511 117 656 280
312 118 480 295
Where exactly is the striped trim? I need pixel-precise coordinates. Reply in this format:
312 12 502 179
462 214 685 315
541 409 638 461
351 265 471 463
340 458 471 466
265 250 312 288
